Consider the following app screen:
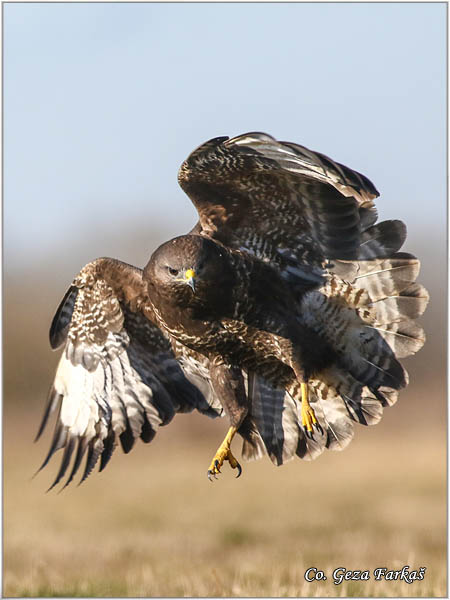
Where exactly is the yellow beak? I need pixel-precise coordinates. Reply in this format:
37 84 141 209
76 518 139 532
184 268 196 292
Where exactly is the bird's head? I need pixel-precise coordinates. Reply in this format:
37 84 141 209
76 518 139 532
144 235 235 310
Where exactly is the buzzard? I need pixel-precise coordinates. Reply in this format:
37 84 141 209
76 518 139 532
36 132 428 488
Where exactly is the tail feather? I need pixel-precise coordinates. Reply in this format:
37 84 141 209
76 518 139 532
238 404 267 462
246 376 327 464
241 433 266 462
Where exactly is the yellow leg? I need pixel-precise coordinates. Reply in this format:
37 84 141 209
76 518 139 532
300 382 318 432
207 426 242 481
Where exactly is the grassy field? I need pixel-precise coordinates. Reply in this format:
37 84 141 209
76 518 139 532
3 401 446 598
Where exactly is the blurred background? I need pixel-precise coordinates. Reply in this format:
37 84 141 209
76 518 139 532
4 3 446 597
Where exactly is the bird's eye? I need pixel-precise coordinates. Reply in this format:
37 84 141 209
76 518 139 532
167 267 179 276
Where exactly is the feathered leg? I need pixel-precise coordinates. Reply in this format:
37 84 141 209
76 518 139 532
207 358 247 480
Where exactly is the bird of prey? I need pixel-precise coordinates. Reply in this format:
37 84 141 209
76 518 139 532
36 132 428 488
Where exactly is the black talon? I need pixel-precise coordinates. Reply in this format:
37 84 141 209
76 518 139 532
305 428 314 440
315 422 324 435
207 470 216 482
214 459 221 473
235 463 242 478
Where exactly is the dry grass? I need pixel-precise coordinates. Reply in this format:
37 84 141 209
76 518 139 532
3 403 446 598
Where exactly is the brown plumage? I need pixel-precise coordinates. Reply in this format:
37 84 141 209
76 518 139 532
36 132 428 487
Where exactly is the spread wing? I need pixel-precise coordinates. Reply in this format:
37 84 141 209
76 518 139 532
36 258 223 490
178 132 399 268
179 132 425 466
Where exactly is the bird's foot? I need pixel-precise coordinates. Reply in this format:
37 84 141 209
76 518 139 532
207 427 242 481
207 446 242 481
301 402 318 432
301 382 323 438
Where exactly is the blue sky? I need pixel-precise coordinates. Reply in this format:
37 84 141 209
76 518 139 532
4 2 446 280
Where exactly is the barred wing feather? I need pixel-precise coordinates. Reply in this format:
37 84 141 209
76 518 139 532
37 258 222 489
179 132 380 265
